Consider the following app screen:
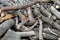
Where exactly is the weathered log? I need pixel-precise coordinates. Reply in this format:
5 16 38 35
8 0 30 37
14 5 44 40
0 19 15 37
2 29 35 40
43 32 58 39
52 0 60 6
33 5 41 17
40 5 51 18
27 7 35 25
1 29 21 40
37 13 60 30
43 28 60 36
50 6 60 19
16 31 35 37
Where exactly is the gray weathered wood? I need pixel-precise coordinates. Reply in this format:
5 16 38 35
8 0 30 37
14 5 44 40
0 19 15 37
39 19 44 40
51 6 60 19
43 32 58 39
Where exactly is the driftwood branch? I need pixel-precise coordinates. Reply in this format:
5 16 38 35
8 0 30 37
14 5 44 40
39 19 44 40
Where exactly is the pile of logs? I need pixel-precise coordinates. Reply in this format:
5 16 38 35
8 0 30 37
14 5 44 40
0 0 60 40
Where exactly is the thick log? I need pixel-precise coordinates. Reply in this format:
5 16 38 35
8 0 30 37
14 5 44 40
1 29 21 40
0 19 15 37
2 29 35 40
51 6 60 19
40 5 51 18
